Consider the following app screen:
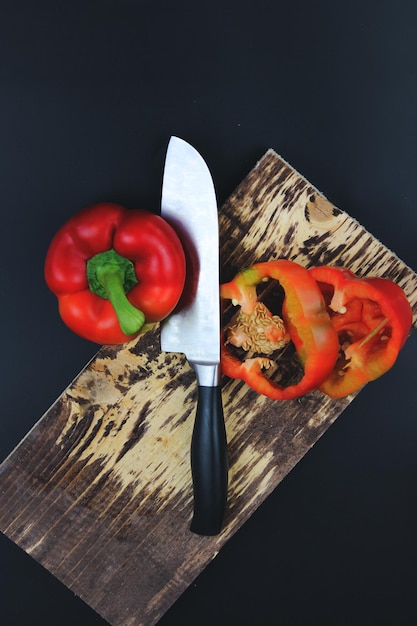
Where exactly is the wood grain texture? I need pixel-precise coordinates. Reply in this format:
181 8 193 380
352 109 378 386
1 150 416 626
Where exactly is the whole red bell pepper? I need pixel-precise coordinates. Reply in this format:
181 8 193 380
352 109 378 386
308 266 413 397
45 203 186 344
220 260 340 400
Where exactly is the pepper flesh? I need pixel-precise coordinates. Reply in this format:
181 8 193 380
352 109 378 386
309 266 413 398
220 260 340 400
45 203 186 344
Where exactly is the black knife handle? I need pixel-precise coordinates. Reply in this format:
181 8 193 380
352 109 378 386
190 385 228 536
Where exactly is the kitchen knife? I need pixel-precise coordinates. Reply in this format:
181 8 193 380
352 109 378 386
160 136 228 536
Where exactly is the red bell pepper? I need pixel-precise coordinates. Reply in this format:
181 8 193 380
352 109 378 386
220 260 340 400
45 203 186 344
309 266 413 397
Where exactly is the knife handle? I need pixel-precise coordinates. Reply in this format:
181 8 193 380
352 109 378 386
190 380 228 536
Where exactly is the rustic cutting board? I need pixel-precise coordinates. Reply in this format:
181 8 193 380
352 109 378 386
1 150 416 626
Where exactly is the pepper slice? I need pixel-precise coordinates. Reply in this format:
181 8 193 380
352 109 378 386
220 260 340 400
309 266 413 398
45 203 186 344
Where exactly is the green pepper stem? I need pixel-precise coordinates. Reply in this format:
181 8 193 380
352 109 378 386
97 265 145 335
86 249 144 336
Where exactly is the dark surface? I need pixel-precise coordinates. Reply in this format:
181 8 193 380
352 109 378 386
1 1 417 625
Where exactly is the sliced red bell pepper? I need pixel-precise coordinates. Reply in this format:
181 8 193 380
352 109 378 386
220 260 340 400
309 266 413 398
45 203 186 344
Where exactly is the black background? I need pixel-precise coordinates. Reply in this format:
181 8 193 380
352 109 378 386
2 1 417 625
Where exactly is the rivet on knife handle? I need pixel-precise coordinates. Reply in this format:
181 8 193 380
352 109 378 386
190 363 228 536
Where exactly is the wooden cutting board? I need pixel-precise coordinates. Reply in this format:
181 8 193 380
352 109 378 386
1 150 416 626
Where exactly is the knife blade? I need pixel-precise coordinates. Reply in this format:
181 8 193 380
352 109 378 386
160 136 228 536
